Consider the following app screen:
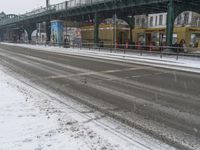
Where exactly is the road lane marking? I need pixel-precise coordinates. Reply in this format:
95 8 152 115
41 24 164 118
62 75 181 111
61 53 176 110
130 71 171 78
1 48 199 103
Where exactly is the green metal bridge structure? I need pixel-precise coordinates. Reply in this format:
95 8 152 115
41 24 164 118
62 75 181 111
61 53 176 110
0 0 199 46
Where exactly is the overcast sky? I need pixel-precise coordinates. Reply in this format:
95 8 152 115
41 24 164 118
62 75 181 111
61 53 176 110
0 0 66 14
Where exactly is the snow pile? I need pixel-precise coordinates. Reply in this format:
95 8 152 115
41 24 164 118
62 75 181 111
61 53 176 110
0 68 119 150
0 66 176 150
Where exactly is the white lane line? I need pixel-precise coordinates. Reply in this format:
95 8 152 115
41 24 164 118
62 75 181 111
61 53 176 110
131 71 170 78
1 49 199 102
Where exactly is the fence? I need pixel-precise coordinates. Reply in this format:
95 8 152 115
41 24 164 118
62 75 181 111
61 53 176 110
10 40 199 61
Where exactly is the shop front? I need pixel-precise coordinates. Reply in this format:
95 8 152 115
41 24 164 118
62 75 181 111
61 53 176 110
81 24 130 48
187 28 200 48
132 27 200 50
145 28 167 50
133 28 168 50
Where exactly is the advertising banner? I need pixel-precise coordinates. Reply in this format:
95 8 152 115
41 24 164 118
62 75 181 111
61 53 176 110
51 20 64 45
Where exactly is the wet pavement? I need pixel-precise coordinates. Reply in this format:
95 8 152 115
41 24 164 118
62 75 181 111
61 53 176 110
0 44 200 150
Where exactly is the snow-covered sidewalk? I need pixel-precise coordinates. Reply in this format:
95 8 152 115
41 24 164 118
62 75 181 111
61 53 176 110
0 65 175 150
1 42 200 73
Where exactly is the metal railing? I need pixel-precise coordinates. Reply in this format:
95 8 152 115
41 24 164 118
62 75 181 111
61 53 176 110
68 42 200 60
10 40 199 61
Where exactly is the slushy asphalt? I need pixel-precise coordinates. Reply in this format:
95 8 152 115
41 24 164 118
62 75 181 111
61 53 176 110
0 44 200 150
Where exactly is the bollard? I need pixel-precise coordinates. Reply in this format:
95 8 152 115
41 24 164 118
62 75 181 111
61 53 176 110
176 47 179 60
126 41 129 49
160 49 163 59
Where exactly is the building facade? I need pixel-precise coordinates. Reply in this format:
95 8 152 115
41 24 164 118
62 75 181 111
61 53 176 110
133 11 200 49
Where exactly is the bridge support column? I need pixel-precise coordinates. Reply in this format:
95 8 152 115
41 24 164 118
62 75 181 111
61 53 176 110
94 12 99 46
0 31 3 41
118 15 135 43
25 24 36 43
166 0 175 47
130 26 133 42
128 17 135 43
16 30 20 42
46 21 51 43
17 28 24 42
4 30 8 41
12 29 22 42
27 31 32 43
7 30 13 42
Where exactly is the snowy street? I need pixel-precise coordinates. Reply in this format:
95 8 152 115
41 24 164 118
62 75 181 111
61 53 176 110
0 43 200 150
3 42 200 73
1 0 200 149
0 65 175 150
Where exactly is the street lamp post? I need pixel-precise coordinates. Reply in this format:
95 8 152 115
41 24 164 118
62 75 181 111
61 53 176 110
46 0 50 9
114 13 117 50
166 0 174 46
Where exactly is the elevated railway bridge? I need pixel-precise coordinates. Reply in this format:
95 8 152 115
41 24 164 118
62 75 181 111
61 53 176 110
0 0 200 46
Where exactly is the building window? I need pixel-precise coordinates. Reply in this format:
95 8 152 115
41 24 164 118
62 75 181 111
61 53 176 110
193 17 200 27
141 18 146 28
150 16 153 27
192 17 197 27
198 17 200 27
155 16 158 26
159 15 163 25
184 12 189 25
196 17 200 27
136 18 140 26
177 15 182 25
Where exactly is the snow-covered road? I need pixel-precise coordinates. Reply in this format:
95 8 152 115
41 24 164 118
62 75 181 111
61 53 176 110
0 65 175 150
2 42 200 73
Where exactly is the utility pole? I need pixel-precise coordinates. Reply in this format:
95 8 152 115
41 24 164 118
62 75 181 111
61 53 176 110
46 0 50 9
166 0 174 46
114 0 117 50
94 12 99 47
114 13 117 50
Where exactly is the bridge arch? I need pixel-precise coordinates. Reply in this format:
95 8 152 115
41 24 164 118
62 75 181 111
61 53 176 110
90 13 135 46
166 1 200 46
80 12 135 47
101 15 134 45
22 24 37 43
22 29 37 43
173 10 200 47
174 11 200 27
174 6 200 20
